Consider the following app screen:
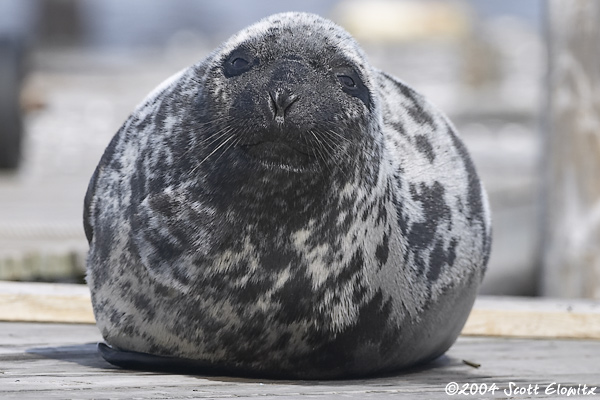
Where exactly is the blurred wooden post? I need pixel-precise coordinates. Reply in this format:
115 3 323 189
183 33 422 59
541 0 600 298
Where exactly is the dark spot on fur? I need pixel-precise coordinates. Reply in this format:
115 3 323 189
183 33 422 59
390 120 406 136
407 104 435 128
132 292 155 320
236 275 276 304
427 241 445 282
408 181 451 251
448 127 491 269
302 290 398 375
415 134 435 163
361 208 369 222
272 272 314 324
172 265 191 286
448 130 482 222
376 198 387 225
154 282 176 298
375 231 389 267
385 73 435 128
447 238 457 266
336 250 363 284
260 246 294 271
352 283 368 303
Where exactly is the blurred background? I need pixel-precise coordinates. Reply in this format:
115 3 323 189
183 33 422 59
0 0 597 298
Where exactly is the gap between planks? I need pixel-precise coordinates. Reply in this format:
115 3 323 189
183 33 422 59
0 280 599 339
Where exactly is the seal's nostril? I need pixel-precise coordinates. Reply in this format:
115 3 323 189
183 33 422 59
268 89 298 121
269 90 278 114
286 94 299 109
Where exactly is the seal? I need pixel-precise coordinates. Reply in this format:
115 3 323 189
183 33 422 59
84 12 492 379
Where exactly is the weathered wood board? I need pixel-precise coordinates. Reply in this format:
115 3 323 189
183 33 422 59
0 321 599 399
465 295 600 339
0 281 94 324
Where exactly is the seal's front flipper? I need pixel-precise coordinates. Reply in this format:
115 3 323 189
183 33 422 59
98 342 211 374
97 342 259 377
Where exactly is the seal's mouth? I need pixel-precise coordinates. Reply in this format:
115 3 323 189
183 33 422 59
239 140 314 172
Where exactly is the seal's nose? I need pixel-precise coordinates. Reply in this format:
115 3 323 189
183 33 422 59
269 89 298 124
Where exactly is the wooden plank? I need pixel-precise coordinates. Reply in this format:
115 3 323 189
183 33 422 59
0 281 94 324
462 295 600 339
0 321 599 399
1 281 600 339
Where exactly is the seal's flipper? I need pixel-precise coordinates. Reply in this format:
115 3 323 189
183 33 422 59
98 342 212 374
97 342 266 378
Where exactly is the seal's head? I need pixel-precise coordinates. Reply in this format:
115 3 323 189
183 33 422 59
119 12 387 295
190 13 379 174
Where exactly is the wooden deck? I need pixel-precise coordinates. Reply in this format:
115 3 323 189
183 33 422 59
1 282 600 399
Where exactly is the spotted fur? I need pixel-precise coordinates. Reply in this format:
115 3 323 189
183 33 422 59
85 12 491 379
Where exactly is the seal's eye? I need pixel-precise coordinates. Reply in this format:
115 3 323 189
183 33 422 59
337 75 356 88
223 50 255 78
231 58 249 69
333 68 371 109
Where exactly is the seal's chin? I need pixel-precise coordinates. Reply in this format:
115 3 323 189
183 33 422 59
239 141 314 172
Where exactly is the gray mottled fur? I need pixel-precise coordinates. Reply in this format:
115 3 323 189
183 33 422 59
85 12 491 379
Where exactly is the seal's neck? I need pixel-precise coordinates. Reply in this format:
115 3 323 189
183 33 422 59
222 166 341 231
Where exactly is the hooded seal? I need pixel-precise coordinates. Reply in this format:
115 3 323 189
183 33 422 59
84 12 491 379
